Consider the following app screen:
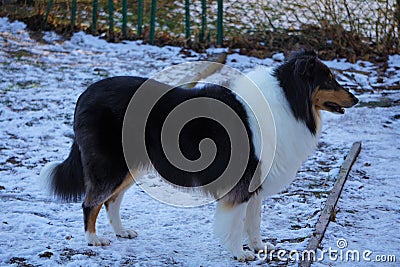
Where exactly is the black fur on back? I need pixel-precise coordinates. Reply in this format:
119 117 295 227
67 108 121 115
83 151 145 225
66 76 260 206
50 140 85 202
273 50 324 134
144 83 261 203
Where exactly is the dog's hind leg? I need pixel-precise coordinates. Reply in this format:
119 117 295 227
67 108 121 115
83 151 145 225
244 194 275 252
214 199 254 261
83 201 110 246
105 173 137 239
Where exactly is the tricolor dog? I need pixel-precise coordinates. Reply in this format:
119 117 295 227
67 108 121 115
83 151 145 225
41 50 358 261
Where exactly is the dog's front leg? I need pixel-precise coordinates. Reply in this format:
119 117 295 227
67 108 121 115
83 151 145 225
244 194 275 252
214 200 254 261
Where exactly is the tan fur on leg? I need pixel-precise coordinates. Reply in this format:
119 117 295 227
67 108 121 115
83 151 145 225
83 203 111 246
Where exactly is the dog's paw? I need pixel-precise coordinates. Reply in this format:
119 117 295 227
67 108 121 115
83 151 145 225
86 232 111 246
234 250 255 262
249 241 275 252
116 229 138 239
265 242 275 251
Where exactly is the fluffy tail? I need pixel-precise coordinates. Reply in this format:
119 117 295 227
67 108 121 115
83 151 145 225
40 141 85 202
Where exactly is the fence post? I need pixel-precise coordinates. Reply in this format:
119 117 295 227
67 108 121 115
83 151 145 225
42 0 54 30
200 0 206 42
185 0 190 41
122 0 128 38
71 0 77 30
149 0 157 44
108 0 114 39
137 0 144 36
92 0 98 34
217 0 223 46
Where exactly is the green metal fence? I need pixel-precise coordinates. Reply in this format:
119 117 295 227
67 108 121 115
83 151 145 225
4 0 399 59
42 0 225 46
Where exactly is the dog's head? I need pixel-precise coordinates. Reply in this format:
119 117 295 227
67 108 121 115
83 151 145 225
291 50 359 114
274 50 359 133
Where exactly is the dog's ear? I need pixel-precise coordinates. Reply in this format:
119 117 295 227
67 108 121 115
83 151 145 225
294 56 316 78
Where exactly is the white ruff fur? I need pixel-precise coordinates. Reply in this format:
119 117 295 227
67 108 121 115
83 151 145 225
232 66 321 196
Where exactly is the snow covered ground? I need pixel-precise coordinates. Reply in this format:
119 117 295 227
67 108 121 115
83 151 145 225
0 17 399 266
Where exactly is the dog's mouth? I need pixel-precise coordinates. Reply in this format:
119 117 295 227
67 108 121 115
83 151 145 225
324 102 345 114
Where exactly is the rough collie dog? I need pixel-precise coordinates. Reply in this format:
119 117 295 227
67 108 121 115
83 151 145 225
41 50 358 261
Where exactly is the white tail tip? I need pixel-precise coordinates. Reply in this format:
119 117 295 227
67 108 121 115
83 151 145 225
38 162 60 194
